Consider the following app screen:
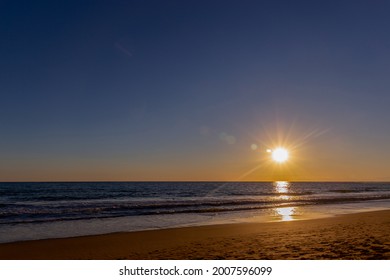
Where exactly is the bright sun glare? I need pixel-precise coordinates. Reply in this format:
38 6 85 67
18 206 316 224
271 148 289 163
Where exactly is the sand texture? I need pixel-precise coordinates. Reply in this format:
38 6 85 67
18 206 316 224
0 210 389 260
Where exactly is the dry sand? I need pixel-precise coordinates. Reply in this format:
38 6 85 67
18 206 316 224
0 210 389 260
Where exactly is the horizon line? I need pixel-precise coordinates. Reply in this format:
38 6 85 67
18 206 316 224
1 180 389 183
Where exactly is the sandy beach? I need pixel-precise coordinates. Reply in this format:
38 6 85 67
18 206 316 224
0 210 389 260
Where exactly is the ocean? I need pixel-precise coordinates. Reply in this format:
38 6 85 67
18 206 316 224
1 181 389 243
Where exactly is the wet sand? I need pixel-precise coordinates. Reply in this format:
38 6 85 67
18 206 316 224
0 210 389 260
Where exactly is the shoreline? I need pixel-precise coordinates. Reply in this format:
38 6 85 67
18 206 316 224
1 200 388 244
0 209 389 260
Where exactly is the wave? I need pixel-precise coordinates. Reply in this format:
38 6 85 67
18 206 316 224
328 189 389 193
1 194 390 225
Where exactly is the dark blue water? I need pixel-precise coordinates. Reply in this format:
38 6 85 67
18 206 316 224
1 181 390 224
0 181 389 242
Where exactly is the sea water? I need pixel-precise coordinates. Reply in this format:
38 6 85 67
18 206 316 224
0 181 389 243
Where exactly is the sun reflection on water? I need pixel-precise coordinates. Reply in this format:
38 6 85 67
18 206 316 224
275 207 296 221
274 181 291 200
273 181 296 220
274 181 290 193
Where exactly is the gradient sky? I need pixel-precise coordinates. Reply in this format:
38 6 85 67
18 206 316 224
1 0 390 181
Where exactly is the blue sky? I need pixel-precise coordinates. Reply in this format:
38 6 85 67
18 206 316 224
1 0 390 181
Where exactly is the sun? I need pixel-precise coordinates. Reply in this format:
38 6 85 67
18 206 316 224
271 147 289 163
